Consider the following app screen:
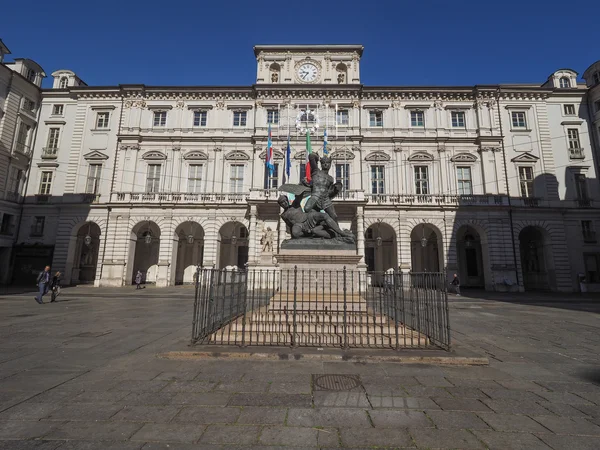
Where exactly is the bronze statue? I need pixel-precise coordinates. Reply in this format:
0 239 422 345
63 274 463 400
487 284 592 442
303 153 340 223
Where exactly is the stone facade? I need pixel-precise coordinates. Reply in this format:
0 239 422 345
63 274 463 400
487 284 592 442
8 45 600 292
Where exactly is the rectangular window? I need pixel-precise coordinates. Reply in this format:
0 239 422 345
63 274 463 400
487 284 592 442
595 100 600 113
16 122 31 153
146 164 162 193
300 163 306 182
8 168 23 195
0 214 14 235
564 104 576 115
267 109 279 125
371 165 385 194
31 217 45 236
193 110 207 127
451 111 465 128
518 166 534 197
369 111 383 127
233 111 247 127
47 128 60 150
264 163 279 189
85 164 102 194
575 174 589 200
96 112 110 129
336 109 349 126
153 111 167 127
456 167 472 195
23 98 36 112
411 111 425 127
52 104 64 116
39 171 53 195
568 128 581 149
335 163 350 191
584 254 600 283
511 111 527 128
26 69 36 82
594 72 600 85
230 164 245 192
582 220 596 243
187 164 203 193
414 166 429 195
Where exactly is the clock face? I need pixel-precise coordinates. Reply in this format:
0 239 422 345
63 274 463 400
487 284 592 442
297 63 318 83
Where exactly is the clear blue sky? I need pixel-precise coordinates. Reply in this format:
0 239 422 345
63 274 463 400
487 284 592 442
3 0 598 88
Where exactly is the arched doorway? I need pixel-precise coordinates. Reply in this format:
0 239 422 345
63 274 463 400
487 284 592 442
365 222 397 284
73 222 101 284
217 222 249 269
411 224 443 272
519 226 551 291
456 226 486 288
172 221 204 285
129 221 161 284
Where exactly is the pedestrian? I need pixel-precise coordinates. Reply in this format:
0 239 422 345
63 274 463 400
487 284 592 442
35 265 51 304
50 271 62 302
451 273 461 296
135 270 143 289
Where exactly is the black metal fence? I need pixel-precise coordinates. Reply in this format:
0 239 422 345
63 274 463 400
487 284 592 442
191 267 450 350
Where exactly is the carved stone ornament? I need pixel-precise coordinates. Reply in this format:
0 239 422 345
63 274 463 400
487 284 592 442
215 100 226 110
391 100 401 110
475 97 486 110
255 100 263 108
408 152 434 162
174 100 185 109
365 151 391 162
330 149 355 160
511 152 539 163
224 150 250 161
83 150 109 161
450 153 477 162
142 151 167 160
183 151 209 160
352 99 360 109
124 99 147 109
487 98 497 109
433 99 443 110
259 149 285 160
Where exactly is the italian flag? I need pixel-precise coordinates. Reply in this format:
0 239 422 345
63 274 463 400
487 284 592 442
305 131 312 182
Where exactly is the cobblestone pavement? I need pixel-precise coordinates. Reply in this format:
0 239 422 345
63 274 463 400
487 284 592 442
1 286 600 449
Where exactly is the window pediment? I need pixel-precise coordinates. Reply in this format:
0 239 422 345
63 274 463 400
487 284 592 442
365 151 390 162
183 151 208 160
83 150 109 161
511 152 539 163
147 105 173 111
225 151 249 161
294 151 306 161
259 149 284 160
450 153 477 163
408 152 433 162
330 149 355 160
142 151 167 160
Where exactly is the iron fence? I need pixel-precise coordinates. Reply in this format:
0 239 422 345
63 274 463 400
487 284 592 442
191 267 450 350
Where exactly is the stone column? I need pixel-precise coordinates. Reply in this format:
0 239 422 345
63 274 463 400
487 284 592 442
248 205 258 264
356 206 365 264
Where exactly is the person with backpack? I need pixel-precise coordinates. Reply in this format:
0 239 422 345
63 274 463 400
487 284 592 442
50 271 62 302
451 273 461 296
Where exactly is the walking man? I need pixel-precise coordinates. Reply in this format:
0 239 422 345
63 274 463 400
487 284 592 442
35 266 51 304
50 271 62 302
451 273 461 296
135 270 143 289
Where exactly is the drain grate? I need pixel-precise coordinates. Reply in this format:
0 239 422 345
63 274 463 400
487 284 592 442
312 374 362 391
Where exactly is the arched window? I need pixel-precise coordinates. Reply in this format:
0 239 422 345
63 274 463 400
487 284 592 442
59 77 68 89
336 63 348 84
269 63 280 84
559 77 571 88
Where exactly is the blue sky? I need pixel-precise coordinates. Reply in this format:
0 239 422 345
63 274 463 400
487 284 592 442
3 0 598 88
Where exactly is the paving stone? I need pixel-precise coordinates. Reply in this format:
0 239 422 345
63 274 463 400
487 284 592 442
130 423 205 443
369 409 431 428
0 420 59 439
109 380 169 393
267 381 311 394
154 370 200 381
287 408 370 428
443 378 503 389
200 424 260 445
173 406 241 424
313 392 370 408
170 393 231 406
0 402 62 420
141 444 219 450
410 428 486 449
481 388 545 402
494 380 549 391
53 441 143 449
214 381 270 394
0 441 64 450
369 396 440 409
537 381 600 393
537 401 591 417
44 421 143 441
536 433 600 450
426 410 490 430
160 381 216 393
229 393 312 407
404 385 452 398
445 387 490 399
433 397 493 412
236 406 287 424
360 384 408 396
339 427 414 448
472 430 553 450
535 391 595 405
71 391 130 403
25 389 82 404
481 399 552 415
118 392 176 406
574 404 600 417
476 412 549 432
531 415 600 435
44 403 124 421
415 376 453 387
259 426 318 447
111 405 182 423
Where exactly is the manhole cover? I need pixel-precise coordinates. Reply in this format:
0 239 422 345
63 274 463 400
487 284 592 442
313 374 361 391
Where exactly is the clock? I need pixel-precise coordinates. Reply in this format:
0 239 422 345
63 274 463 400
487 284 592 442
297 63 318 83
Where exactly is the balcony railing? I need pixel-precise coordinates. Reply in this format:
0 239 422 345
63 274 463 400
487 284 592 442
569 148 585 159
366 194 508 206
521 197 541 207
15 142 31 156
577 198 592 208
4 191 21 203
41 147 58 159
35 194 50 204
248 189 365 202
112 192 250 204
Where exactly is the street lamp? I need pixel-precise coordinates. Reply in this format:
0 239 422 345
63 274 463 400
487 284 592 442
420 224 428 248
83 223 92 246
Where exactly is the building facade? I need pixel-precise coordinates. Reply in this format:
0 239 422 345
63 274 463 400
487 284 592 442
0 40 45 284
10 44 600 292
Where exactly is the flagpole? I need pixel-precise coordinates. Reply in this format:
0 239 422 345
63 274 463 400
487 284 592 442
335 103 338 140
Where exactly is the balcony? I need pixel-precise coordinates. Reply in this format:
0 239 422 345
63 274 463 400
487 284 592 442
520 197 541 207
366 194 508 207
3 191 21 203
41 147 58 159
569 148 585 160
583 231 597 243
14 142 32 156
111 192 250 205
249 189 365 202
577 198 592 208
35 195 51 204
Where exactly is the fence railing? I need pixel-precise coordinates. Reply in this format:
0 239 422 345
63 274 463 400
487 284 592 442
191 268 450 350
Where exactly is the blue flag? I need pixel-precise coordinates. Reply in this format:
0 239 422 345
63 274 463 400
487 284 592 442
266 124 274 176
323 128 328 155
285 135 292 182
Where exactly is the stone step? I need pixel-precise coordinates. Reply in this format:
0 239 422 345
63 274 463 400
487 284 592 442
244 312 396 325
227 322 404 334
209 332 428 347
268 302 371 312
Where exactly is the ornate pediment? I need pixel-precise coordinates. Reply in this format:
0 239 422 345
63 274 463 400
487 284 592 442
450 153 477 163
141 151 167 160
294 150 307 161
83 150 109 161
511 152 539 163
259 149 285 160
365 151 391 162
408 152 433 162
224 151 250 161
330 149 355 160
183 151 208 160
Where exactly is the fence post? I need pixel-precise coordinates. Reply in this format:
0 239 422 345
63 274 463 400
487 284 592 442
191 265 200 345
343 266 348 350
293 266 298 348
393 269 399 351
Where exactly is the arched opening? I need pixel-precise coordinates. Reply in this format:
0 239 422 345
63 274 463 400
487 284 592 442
519 226 553 291
129 221 161 284
336 63 347 84
72 222 101 284
456 225 488 288
217 222 249 269
411 224 444 272
269 63 281 84
365 222 397 284
172 221 204 285
59 77 68 88
559 77 571 88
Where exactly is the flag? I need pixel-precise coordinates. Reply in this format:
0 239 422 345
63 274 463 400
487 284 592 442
323 128 328 155
305 130 312 182
266 124 274 177
285 134 291 182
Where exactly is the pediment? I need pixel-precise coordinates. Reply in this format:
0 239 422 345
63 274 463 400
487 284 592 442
294 150 307 161
330 149 355 160
259 149 285 160
450 153 477 163
83 150 109 161
511 152 539 163
365 151 391 162
183 151 208 160
408 152 433 162
224 151 249 161
142 150 167 160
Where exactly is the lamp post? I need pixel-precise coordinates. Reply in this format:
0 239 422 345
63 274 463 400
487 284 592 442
83 223 92 246
420 224 428 248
